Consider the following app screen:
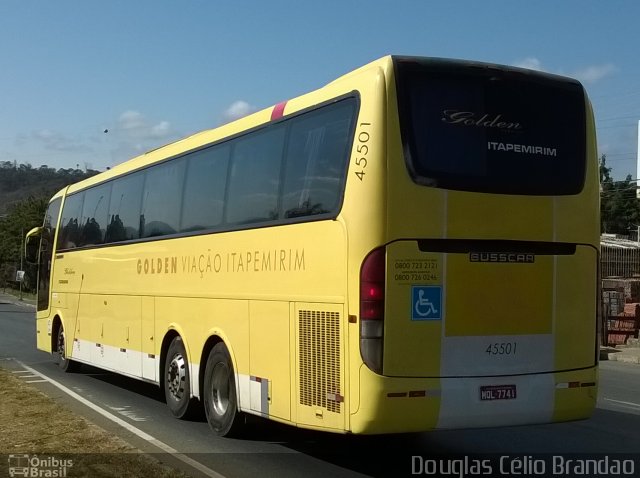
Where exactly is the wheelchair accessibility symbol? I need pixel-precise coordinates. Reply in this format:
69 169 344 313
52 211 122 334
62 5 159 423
411 286 442 321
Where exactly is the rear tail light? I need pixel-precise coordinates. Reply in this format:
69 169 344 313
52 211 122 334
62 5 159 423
360 247 385 374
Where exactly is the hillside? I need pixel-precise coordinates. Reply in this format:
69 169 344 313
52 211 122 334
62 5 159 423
0 161 100 214
0 162 101 291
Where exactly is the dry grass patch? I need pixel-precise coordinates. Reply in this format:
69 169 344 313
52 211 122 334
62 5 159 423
0 367 190 477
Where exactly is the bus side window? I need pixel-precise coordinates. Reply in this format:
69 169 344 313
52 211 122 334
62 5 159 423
140 159 186 238
281 99 356 218
58 193 84 250
180 145 230 233
226 127 285 225
105 172 144 243
80 182 111 246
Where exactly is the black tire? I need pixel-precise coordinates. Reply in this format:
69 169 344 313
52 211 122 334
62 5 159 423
164 336 199 419
54 323 77 372
203 342 244 436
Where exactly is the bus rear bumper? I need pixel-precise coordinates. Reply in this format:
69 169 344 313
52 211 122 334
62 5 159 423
349 365 597 434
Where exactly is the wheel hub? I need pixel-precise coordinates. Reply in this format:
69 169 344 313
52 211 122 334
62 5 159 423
167 354 186 400
211 362 230 416
57 329 65 360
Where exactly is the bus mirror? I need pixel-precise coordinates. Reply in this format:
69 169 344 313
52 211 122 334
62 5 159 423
24 227 43 264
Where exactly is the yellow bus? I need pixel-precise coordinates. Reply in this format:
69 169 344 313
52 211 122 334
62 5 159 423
25 55 599 436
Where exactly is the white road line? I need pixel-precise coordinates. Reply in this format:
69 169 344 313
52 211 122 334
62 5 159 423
16 361 226 478
12 370 31 374
604 398 640 409
108 406 148 422
25 379 48 383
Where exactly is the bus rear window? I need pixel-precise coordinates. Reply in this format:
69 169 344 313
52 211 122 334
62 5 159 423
394 58 587 195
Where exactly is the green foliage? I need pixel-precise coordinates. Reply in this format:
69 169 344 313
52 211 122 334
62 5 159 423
0 162 100 290
600 155 640 235
0 161 99 215
0 196 47 291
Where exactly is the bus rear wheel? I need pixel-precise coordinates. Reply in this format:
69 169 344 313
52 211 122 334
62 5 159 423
164 336 199 419
203 342 244 437
54 323 77 372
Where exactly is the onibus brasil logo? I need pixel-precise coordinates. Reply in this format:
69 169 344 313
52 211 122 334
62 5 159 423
7 455 73 478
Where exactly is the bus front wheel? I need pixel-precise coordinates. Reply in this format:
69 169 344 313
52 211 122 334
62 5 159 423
164 336 199 419
203 342 244 436
54 324 77 372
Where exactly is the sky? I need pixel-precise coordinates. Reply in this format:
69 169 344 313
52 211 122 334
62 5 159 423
1 1 638 179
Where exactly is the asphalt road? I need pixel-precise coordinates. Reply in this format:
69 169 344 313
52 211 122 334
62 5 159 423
2 298 640 478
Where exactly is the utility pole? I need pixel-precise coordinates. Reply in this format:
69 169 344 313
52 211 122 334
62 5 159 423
19 228 23 300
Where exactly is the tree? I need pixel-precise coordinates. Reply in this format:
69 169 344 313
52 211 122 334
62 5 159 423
0 161 99 215
0 196 48 291
600 155 640 235
0 160 100 290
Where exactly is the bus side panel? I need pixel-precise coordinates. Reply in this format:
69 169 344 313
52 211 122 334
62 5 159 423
63 294 82 362
97 294 143 377
248 300 291 421
141 296 156 381
69 293 143 375
68 303 89 363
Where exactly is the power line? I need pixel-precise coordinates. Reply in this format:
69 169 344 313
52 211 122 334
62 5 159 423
598 124 638 131
591 89 640 101
600 183 640 195
603 152 637 157
605 160 635 164
597 114 640 123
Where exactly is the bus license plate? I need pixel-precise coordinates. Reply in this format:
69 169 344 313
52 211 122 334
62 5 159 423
480 385 516 401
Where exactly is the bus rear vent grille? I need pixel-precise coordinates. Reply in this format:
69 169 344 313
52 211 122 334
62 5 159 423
298 310 341 413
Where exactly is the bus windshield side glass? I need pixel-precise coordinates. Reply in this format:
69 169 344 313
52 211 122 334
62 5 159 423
394 58 587 195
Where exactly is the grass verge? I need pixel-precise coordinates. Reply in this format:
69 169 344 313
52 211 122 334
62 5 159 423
0 367 190 477
1 287 36 303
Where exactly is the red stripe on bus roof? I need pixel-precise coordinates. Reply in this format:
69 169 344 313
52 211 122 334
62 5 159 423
271 101 287 120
